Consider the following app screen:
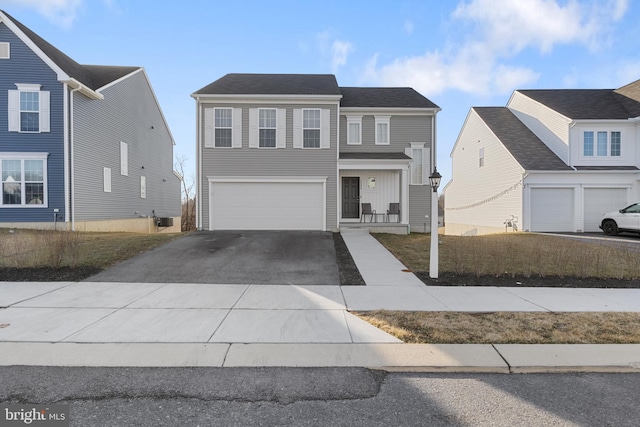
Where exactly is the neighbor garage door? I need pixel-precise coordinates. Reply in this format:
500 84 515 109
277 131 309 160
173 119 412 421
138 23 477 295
583 188 627 232
530 188 574 232
209 181 324 230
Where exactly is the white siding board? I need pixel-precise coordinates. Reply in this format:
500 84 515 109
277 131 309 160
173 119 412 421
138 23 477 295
508 91 571 164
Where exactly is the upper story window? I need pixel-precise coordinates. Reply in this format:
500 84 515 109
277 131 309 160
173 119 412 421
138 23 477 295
1 154 47 207
479 147 485 167
0 42 9 59
259 109 277 148
8 84 50 133
120 142 128 176
303 109 321 148
214 108 233 147
408 143 427 185
375 116 390 145
346 115 362 145
583 131 621 157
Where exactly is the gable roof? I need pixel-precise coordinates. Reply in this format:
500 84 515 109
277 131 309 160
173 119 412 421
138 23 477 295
193 73 342 96
0 10 140 91
339 87 439 109
517 88 640 120
474 107 573 171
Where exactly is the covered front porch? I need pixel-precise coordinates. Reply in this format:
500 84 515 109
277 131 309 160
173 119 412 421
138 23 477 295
338 153 410 234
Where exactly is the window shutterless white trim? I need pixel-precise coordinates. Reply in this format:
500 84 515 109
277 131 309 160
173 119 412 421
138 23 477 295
0 42 9 59
479 147 485 167
405 143 427 185
140 175 146 198
346 115 362 145
120 141 128 176
375 116 391 145
0 152 48 207
103 167 112 193
582 130 622 157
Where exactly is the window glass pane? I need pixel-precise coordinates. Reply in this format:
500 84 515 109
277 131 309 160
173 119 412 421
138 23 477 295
303 129 320 148
20 91 38 111
349 123 360 143
259 109 276 128
259 129 276 147
377 123 388 143
215 109 232 128
583 131 594 156
596 131 607 156
215 129 232 147
303 110 320 128
3 182 21 204
611 131 621 156
24 160 43 181
412 148 423 184
20 112 39 132
2 160 21 181
25 183 43 204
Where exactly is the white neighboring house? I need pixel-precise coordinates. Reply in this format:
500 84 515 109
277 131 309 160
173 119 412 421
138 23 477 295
445 79 640 235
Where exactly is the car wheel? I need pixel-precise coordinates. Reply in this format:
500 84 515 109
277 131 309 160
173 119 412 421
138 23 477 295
602 220 619 236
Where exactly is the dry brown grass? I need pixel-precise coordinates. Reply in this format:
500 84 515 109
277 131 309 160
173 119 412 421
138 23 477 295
0 228 181 269
375 233 640 279
355 311 640 344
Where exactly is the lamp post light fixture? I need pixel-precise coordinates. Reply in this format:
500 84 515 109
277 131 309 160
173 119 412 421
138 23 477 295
429 167 442 279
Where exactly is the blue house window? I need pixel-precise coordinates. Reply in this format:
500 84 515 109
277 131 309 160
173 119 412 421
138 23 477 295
20 91 40 132
8 84 50 133
1 154 47 207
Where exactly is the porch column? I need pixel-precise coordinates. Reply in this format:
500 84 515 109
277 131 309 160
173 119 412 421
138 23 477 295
401 168 409 224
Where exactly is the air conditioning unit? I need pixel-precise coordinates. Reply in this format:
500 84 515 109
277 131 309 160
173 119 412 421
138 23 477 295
156 217 173 227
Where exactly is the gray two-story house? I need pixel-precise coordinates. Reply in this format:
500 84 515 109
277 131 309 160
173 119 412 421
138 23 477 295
192 73 439 233
0 10 181 233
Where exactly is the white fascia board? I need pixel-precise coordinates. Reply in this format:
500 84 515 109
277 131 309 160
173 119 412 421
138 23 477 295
0 12 70 82
340 107 440 116
571 118 635 125
338 158 410 170
64 78 104 100
207 176 328 183
525 169 639 174
192 94 342 105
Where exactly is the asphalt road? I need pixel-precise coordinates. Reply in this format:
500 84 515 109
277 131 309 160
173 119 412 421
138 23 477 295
85 231 341 285
1 367 638 426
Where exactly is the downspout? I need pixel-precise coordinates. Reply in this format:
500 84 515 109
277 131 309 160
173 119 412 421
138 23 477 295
195 98 202 230
63 84 70 225
69 86 81 231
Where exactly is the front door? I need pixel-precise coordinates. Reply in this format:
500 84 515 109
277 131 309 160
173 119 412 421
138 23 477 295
342 177 360 219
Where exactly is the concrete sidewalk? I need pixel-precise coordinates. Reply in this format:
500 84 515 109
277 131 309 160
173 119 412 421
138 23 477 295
0 230 639 371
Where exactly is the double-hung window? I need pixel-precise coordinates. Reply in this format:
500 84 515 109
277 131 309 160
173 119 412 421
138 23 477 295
375 116 390 145
214 108 233 147
583 131 621 157
259 109 277 148
303 109 321 148
8 84 50 133
1 154 47 206
346 116 362 145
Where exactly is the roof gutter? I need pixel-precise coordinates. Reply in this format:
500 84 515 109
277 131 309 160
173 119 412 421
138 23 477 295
64 78 103 100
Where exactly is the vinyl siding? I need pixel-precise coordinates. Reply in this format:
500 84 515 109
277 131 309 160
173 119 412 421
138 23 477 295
445 109 524 235
409 185 432 232
73 70 180 222
508 91 571 164
198 102 338 230
0 22 65 223
339 115 431 153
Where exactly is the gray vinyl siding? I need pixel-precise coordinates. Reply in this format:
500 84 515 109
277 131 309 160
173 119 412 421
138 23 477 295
409 185 432 233
340 115 432 152
73 70 180 221
0 22 66 223
199 102 338 230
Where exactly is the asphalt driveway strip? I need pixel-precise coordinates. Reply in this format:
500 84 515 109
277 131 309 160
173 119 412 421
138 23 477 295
84 231 345 285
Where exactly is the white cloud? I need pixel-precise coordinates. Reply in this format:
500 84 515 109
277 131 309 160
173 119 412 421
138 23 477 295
331 40 353 72
3 0 83 27
363 0 628 96
404 20 414 34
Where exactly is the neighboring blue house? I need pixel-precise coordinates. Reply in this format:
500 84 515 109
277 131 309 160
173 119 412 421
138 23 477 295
0 10 181 233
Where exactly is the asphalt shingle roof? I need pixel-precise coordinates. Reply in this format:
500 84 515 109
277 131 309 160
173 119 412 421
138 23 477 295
339 87 439 109
1 10 139 90
194 74 342 96
518 89 640 120
474 107 573 171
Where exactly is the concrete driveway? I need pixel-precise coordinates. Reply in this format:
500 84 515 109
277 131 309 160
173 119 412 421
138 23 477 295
85 231 340 285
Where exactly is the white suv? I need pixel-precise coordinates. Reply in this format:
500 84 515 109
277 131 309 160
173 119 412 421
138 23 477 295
600 202 640 235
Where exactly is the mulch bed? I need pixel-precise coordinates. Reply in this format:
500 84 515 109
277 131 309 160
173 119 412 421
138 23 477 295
0 266 103 282
333 233 366 286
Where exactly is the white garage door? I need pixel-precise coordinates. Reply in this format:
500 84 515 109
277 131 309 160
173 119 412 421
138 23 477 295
530 188 574 232
209 181 324 230
583 188 627 232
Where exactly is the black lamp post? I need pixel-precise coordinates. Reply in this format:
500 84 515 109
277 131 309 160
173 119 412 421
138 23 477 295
429 167 441 278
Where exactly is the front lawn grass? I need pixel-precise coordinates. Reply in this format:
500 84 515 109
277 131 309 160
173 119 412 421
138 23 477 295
354 311 640 344
374 232 640 279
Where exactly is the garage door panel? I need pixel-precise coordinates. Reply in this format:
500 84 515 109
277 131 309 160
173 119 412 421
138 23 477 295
530 188 574 232
210 182 324 230
584 188 627 232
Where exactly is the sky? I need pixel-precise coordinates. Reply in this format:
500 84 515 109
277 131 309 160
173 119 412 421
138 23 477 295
2 0 640 192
